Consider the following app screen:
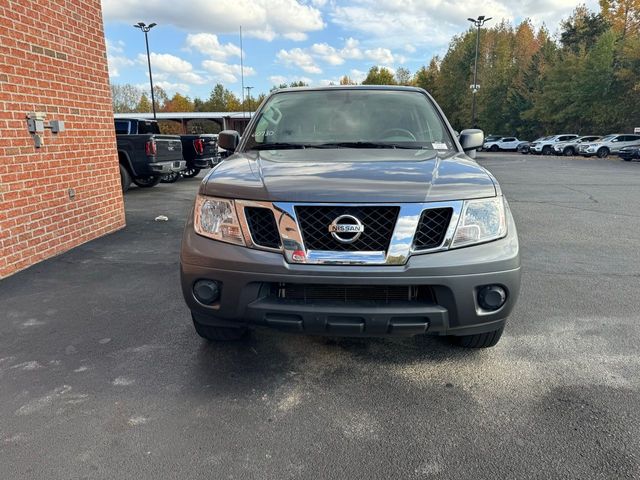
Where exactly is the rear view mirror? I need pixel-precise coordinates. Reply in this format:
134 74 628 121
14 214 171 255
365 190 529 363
218 130 240 152
459 129 484 151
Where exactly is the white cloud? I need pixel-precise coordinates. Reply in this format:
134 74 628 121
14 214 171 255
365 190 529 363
135 81 191 94
106 39 133 77
283 32 308 41
349 69 367 83
202 60 256 83
185 33 241 60
328 0 600 51
138 52 208 85
276 48 322 74
364 47 394 65
102 0 324 41
277 37 370 75
310 43 345 65
269 75 288 85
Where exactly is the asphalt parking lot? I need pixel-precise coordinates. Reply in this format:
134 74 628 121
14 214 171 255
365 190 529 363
1 152 640 479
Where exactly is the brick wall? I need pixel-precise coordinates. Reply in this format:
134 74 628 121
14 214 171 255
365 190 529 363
0 0 125 279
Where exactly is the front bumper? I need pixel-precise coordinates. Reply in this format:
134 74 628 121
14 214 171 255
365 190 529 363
149 160 186 174
180 209 521 337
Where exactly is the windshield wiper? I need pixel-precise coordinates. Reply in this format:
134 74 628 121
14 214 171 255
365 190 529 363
248 143 308 150
313 141 419 149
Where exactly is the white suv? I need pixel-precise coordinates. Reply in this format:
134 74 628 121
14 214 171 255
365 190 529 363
553 136 600 156
482 136 523 152
581 134 640 158
531 134 579 155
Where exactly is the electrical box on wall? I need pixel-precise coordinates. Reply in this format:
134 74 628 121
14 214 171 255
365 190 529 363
26 112 65 147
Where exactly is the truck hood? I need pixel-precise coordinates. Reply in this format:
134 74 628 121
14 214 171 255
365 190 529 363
201 149 496 203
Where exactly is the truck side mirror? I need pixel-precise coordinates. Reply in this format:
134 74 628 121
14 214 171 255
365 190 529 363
218 130 240 152
459 129 484 151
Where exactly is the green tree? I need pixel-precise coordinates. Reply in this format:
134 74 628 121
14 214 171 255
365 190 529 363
202 84 241 111
163 92 194 112
395 67 412 85
135 93 152 113
414 58 440 95
110 83 142 112
362 66 396 85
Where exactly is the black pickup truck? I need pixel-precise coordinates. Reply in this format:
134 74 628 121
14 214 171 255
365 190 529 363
115 119 185 192
180 134 220 178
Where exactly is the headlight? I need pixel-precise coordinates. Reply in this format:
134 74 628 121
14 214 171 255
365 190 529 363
194 195 245 245
451 197 507 248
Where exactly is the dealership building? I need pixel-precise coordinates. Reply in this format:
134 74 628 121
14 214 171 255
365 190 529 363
0 0 124 278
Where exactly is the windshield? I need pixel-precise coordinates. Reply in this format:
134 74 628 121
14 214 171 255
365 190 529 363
599 135 616 142
243 89 454 151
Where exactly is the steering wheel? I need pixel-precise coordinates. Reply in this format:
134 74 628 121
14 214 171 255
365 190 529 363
381 128 417 141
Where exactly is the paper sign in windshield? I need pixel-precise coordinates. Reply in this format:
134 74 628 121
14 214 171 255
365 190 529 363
432 142 448 150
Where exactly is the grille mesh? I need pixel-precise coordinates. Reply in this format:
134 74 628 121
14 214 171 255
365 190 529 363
296 206 399 252
413 208 453 250
245 207 281 249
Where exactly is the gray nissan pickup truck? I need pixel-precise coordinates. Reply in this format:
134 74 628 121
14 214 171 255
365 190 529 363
180 86 520 348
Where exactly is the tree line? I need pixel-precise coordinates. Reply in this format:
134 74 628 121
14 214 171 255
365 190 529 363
111 1 639 139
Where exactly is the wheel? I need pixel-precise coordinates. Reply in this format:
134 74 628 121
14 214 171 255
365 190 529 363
542 146 552 155
490 145 499 152
597 147 609 158
563 147 575 156
192 315 248 341
132 175 162 188
450 327 504 348
182 168 201 178
160 172 181 183
119 164 131 193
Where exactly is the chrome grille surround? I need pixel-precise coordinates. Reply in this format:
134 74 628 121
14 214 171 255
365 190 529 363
235 200 463 266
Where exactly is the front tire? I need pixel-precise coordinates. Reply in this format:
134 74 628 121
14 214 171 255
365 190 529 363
182 167 201 178
192 315 248 341
563 147 575 156
597 147 609 158
542 146 552 155
490 145 499 152
132 175 162 188
450 327 504 348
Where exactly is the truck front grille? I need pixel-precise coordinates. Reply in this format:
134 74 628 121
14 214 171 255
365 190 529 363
413 208 453 250
295 205 399 252
245 207 281 249
270 283 435 304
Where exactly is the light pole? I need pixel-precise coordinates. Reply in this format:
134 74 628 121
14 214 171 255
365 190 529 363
245 86 253 106
467 15 491 128
134 22 157 119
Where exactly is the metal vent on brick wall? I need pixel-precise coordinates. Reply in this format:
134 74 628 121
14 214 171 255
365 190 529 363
245 207 281 249
413 208 453 250
296 206 399 252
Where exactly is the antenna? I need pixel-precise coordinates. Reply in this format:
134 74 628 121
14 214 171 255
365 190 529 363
240 26 245 122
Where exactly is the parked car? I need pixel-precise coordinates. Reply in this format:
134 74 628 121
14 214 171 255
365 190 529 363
180 86 521 349
482 136 524 152
523 136 550 154
115 119 185 192
553 135 601 156
530 134 580 155
617 144 640 161
479 135 503 150
581 134 640 158
181 133 220 177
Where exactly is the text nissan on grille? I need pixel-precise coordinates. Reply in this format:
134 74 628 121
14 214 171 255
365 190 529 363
180 86 521 348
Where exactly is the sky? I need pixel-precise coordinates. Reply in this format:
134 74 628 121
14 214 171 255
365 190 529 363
103 0 599 101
